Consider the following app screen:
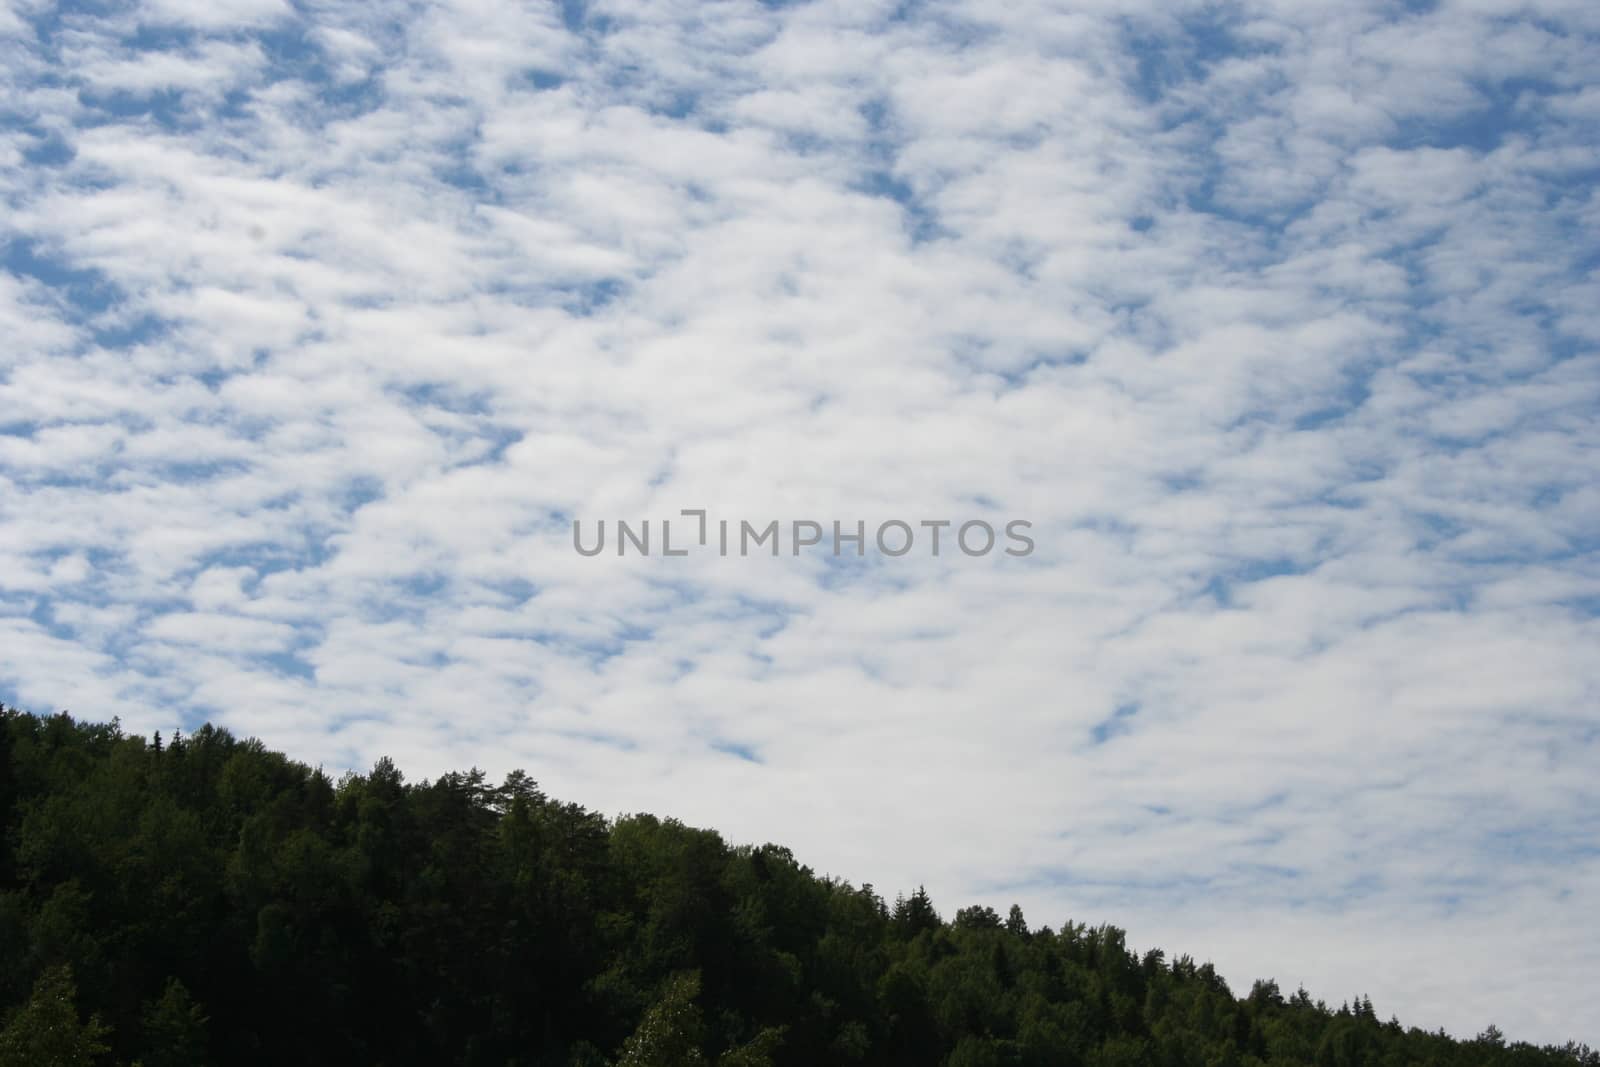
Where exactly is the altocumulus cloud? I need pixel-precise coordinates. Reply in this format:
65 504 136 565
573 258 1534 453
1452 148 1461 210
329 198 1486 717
2 0 1598 1044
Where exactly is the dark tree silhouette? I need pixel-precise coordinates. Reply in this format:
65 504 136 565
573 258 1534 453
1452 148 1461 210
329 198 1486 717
0 705 1592 1067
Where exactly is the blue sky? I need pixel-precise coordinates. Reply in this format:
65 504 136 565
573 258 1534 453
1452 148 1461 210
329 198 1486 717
2 0 1598 1045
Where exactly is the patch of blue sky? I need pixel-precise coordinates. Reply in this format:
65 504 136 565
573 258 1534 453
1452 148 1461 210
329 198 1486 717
1068 514 1138 543
1410 511 1469 550
890 1 989 49
393 381 492 416
1293 377 1375 432
520 69 565 91
184 364 239 393
656 91 701 122
1560 594 1600 617
10 464 115 492
1478 824 1600 867
174 550 263 590
75 86 200 133
1392 76 1561 153
558 0 585 33
136 457 253 485
337 475 384 512
433 139 499 201
256 23 345 81
1122 13 1277 109
818 550 939 594
30 0 152 47
1020 348 1092 376
4 238 119 316
100 611 209 672
1159 471 1204 493
5 242 178 350
177 529 341 581
1316 465 1392 507
115 18 196 52
475 577 538 607
0 683 46 716
487 275 628 315
254 649 317 680
855 98 945 244
62 544 123 575
942 332 1005 376
558 0 614 37
1201 559 1311 608
813 549 876 591
1228 558 1310 584
528 623 655 669
395 571 450 600
555 277 628 315
20 132 75 167
709 738 761 763
92 313 171 349
0 415 39 437
1331 872 1385 902
735 597 791 640
0 587 34 618
26 599 79 644
1089 701 1140 746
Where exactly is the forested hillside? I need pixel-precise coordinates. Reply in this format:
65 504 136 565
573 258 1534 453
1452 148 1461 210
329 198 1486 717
0 706 1591 1067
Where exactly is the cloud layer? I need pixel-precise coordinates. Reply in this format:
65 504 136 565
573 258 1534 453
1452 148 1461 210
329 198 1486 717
3 0 1597 1043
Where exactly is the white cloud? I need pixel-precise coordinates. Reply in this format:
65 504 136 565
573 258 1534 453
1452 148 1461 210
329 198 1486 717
2 0 1597 1046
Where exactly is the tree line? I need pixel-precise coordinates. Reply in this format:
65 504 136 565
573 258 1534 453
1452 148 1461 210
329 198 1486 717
0 706 1592 1066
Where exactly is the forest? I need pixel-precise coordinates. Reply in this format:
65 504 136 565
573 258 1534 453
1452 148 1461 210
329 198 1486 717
0 705 1592 1067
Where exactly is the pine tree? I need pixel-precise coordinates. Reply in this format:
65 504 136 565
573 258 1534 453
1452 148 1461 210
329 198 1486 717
139 978 209 1067
891 886 940 938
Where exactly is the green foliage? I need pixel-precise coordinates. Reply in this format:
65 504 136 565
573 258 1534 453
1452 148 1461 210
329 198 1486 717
716 1026 784 1067
619 972 707 1066
0 705 1592 1067
0 964 110 1067
138 979 208 1067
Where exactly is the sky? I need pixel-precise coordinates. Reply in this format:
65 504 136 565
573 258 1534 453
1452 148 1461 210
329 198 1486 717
2 0 1598 1046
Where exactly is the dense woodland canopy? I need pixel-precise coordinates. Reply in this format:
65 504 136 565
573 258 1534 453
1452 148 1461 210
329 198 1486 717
0 706 1592 1067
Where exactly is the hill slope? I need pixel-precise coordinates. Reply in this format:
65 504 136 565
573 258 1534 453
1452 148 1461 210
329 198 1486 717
0 706 1591 1067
